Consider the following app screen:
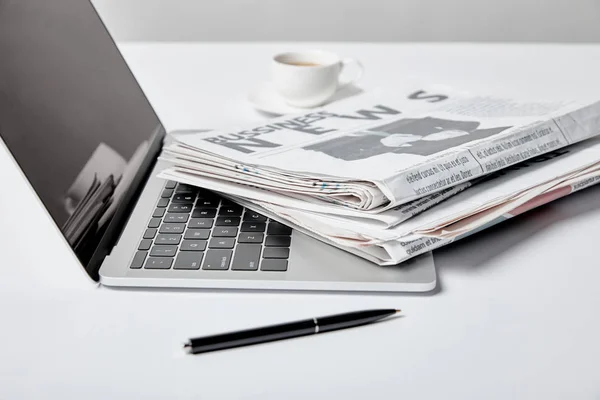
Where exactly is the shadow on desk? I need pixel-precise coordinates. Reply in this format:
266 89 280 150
433 183 600 274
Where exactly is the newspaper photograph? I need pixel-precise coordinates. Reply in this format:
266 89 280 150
160 83 600 212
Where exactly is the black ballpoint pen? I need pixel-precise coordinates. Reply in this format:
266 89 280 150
183 308 400 354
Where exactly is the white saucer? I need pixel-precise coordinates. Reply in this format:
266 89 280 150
248 82 364 116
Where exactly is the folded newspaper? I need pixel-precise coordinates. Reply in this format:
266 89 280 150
161 83 600 214
159 83 600 265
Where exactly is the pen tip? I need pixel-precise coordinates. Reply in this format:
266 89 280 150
183 342 191 349
395 309 402 313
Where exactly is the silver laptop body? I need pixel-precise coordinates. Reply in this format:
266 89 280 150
100 161 436 292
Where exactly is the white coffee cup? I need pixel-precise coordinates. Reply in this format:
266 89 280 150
271 50 364 108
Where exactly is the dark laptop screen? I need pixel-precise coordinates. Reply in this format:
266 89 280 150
0 0 162 270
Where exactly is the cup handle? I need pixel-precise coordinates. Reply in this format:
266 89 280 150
338 58 364 88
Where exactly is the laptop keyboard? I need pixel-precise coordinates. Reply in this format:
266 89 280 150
129 181 291 272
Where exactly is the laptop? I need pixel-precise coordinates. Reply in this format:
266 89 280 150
0 0 436 292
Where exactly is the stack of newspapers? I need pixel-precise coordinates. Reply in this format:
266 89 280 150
159 83 600 265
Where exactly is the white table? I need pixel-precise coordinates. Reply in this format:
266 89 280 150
1 43 600 399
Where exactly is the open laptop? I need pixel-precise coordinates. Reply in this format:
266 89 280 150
0 0 436 292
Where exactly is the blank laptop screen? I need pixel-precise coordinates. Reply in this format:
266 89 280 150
0 0 162 267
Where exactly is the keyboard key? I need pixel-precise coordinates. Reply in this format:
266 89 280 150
220 199 237 207
202 250 232 270
212 227 238 237
196 198 219 208
161 189 174 198
260 259 288 272
155 234 182 245
180 240 207 251
164 213 189 223
165 180 177 189
262 247 290 259
197 189 219 198
168 203 193 213
138 239 152 251
231 244 261 271
144 257 173 269
209 238 235 249
130 251 147 269
174 252 203 270
265 236 291 247
267 222 293 236
156 198 169 208
198 189 221 204
238 233 264 243
219 205 243 216
150 245 177 257
175 184 198 194
172 193 196 203
143 228 157 239
192 208 217 218
159 223 185 234
215 216 240 226
243 212 267 222
184 230 210 240
241 222 266 232
188 218 214 229
152 208 165 218
148 218 161 228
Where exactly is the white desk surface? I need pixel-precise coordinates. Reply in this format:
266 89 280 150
1 43 600 399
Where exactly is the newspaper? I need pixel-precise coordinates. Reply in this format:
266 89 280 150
215 136 600 265
160 133 600 265
160 83 600 213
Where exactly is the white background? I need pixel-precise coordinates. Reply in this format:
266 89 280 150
4 1 600 398
1 42 600 399
91 0 600 42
